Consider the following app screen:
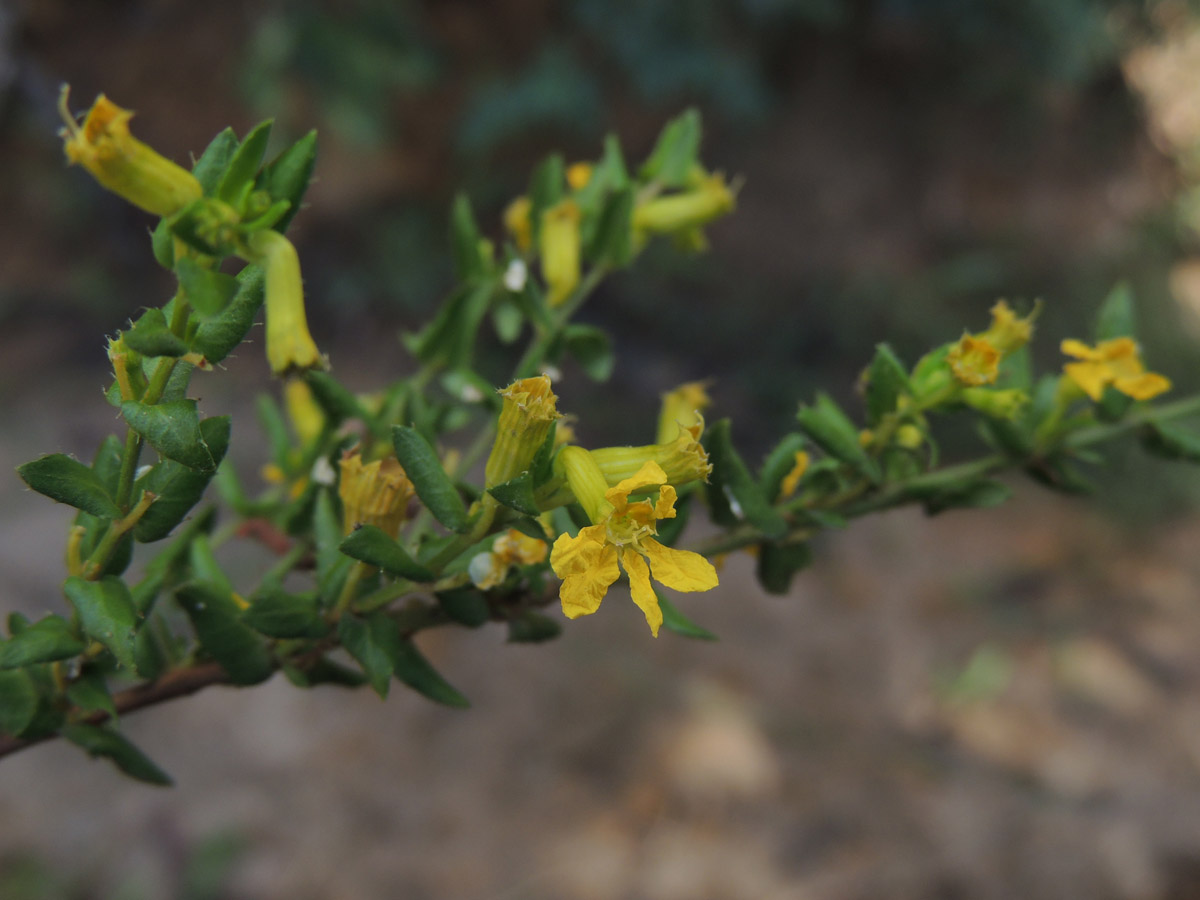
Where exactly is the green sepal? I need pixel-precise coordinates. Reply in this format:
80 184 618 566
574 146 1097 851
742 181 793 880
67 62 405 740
257 129 317 232
122 399 216 472
392 426 469 533
133 416 231 542
175 581 274 685
703 419 787 537
64 576 140 673
1094 281 1136 341
61 723 173 786
1141 420 1200 462
192 127 240 195
450 193 486 281
242 587 328 639
756 541 813 595
908 478 1012 515
188 265 265 365
0 669 38 736
639 108 701 187
437 588 491 628
124 308 188 358
796 393 881 483
216 120 272 205
175 257 240 320
388 635 470 708
865 343 911 425
304 371 371 427
658 593 717 640
66 667 118 721
237 198 292 233
488 472 541 517
759 433 808 502
0 615 85 668
17 454 122 520
337 613 396 698
506 610 562 643
340 526 435 581
587 186 634 267
563 324 614 381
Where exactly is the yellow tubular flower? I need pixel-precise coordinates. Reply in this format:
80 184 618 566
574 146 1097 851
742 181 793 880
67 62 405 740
285 380 325 445
779 451 810 498
980 300 1038 355
633 172 736 235
504 196 533 253
947 335 1000 386
59 88 202 218
551 449 718 637
590 421 712 487
566 163 594 191
484 375 561 487
468 529 549 590
338 451 415 537
540 200 582 308
657 380 712 443
244 228 326 376
1061 338 1171 401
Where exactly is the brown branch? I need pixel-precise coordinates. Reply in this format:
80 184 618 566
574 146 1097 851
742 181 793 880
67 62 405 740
0 661 232 761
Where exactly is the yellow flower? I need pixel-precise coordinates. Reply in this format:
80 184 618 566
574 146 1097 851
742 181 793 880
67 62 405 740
540 199 582 308
504 196 533 253
980 300 1037 355
1061 338 1171 401
59 88 201 218
244 228 326 376
339 451 415 537
657 380 712 443
551 449 718 636
633 172 736 235
779 451 810 498
566 162 593 191
468 529 549 590
590 421 712 488
484 375 561 487
947 335 1000 386
285 379 325 445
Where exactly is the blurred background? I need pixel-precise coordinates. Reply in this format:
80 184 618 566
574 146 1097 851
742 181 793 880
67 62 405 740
6 1 1200 897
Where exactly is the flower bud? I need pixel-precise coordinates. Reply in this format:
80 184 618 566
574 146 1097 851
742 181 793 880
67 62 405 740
590 422 712 488
243 228 326 376
633 172 735 235
285 380 324 445
657 380 711 443
556 445 613 524
540 200 582 308
504 196 533 253
960 387 1028 420
59 88 202 218
979 300 1037 356
484 375 561 487
338 451 415 537
468 528 549 590
947 335 1000 386
566 163 593 191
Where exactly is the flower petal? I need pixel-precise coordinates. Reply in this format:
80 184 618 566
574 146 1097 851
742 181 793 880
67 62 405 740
655 483 678 520
1063 361 1108 401
606 461 668 507
549 525 607 577
559 543 619 620
621 549 663 637
1114 373 1171 401
1061 339 1100 361
640 538 719 593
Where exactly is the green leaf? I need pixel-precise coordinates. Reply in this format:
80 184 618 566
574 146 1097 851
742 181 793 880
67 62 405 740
0 615 85 668
189 265 265 364
175 258 239 319
340 526 435 581
909 478 1012 515
392 426 469 533
403 281 495 370
217 120 272 205
257 129 317 232
151 217 176 268
563 324 614 381
337 614 394 698
62 723 173 786
242 587 328 639
188 532 233 593
304 371 371 427
64 576 139 673
759 433 808 502
131 506 217 613
756 541 813 595
1141 420 1200 462
124 308 188 357
796 393 880 482
488 472 541 517
1095 281 1136 342
865 343 911 425
658 593 717 640
175 582 274 685
256 393 291 468
450 193 486 281
703 419 787 537
192 127 240 195
528 154 566 243
17 454 121 520
437 589 491 628
506 610 562 643
133 415 230 542
0 669 38 736
639 108 701 187
284 656 368 689
122 399 216 472
587 186 634 266
313 490 351 604
386 635 470 708
66 667 118 721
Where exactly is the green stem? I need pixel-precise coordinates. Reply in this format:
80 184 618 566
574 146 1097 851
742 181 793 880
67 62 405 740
513 265 609 379
81 490 157 580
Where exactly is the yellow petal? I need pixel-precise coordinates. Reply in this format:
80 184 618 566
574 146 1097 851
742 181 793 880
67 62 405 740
621 549 663 637
549 525 607 577
655 483 678 520
606 460 668 507
559 543 619 619
1114 373 1171 401
640 538 719 593
1061 338 1100 361
1063 361 1109 401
